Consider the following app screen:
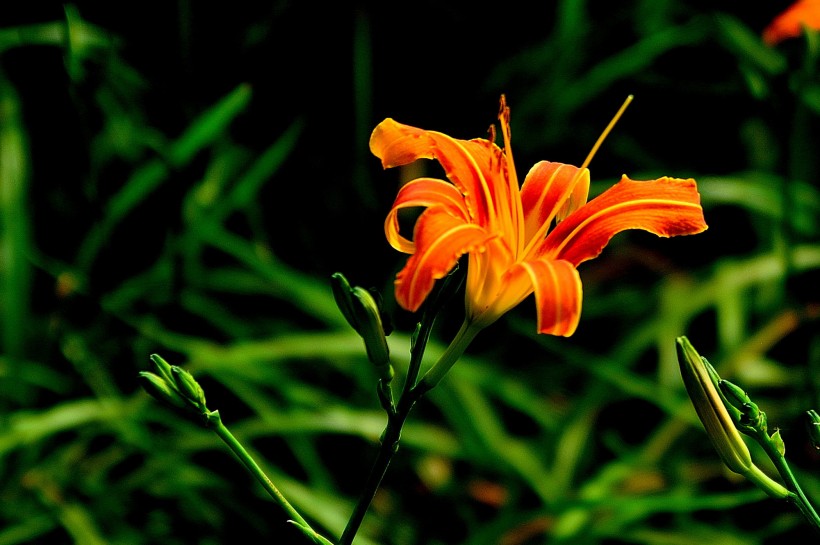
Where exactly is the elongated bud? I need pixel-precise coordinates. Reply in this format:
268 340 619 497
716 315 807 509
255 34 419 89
351 286 391 370
331 273 393 382
150 353 176 387
172 366 207 410
331 273 360 331
138 371 188 411
676 337 789 499
676 337 753 475
719 379 763 429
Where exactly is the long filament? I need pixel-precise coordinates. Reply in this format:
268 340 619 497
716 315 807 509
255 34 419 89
520 95 634 257
579 94 633 171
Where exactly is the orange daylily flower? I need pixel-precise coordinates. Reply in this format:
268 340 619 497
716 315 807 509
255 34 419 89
763 0 820 45
370 97 707 336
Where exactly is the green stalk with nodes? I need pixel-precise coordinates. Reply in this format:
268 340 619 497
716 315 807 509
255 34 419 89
139 354 332 545
718 377 820 530
332 268 469 545
676 336 820 533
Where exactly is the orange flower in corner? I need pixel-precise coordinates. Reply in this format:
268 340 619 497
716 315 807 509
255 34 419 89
763 0 820 45
370 96 707 337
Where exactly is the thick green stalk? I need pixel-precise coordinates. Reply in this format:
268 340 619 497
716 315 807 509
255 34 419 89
751 427 820 533
415 320 483 396
339 318 483 545
338 401 412 545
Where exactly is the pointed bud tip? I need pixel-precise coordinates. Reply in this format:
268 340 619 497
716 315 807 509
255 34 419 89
171 366 207 409
138 371 187 410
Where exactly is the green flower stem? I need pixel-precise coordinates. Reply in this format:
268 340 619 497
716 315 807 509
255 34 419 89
338 319 483 545
415 320 483 396
750 427 820 533
338 399 413 545
206 410 312 531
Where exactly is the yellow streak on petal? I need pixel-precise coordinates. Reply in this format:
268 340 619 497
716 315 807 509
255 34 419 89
547 198 705 262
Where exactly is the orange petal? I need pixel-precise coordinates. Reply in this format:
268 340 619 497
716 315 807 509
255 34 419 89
370 118 498 227
520 161 590 242
537 176 707 266
395 208 493 311
515 259 582 337
762 0 820 45
385 178 472 254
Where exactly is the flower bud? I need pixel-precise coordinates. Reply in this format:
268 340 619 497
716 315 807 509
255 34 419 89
171 365 207 410
676 337 753 475
676 336 789 499
719 379 763 429
331 273 392 382
350 286 391 371
138 371 188 411
331 273 360 331
140 355 210 424
150 353 176 387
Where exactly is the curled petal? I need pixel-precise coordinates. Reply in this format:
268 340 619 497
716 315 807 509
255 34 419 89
520 162 590 242
762 0 820 45
538 176 708 265
395 209 493 311
385 178 471 253
515 259 582 336
370 118 498 226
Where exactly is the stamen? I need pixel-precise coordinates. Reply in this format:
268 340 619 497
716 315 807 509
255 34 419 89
580 95 633 171
520 95 634 257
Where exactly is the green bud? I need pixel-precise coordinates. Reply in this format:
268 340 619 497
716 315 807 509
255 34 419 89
806 410 820 450
331 273 393 383
351 286 390 368
141 355 211 425
718 379 751 407
331 273 360 331
171 366 207 410
676 337 753 475
150 353 176 387
138 371 187 410
676 337 789 499
719 379 763 429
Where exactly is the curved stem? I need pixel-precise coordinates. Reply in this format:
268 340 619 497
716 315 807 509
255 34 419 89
415 320 482 396
207 411 311 529
768 452 820 531
751 427 820 533
338 404 411 545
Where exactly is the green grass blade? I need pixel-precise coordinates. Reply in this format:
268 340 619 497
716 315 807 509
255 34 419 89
76 83 253 270
0 74 32 363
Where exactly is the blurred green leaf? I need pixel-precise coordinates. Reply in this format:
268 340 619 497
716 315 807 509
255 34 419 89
800 82 820 115
0 73 32 363
0 5 113 55
76 83 253 271
0 399 129 456
715 13 787 76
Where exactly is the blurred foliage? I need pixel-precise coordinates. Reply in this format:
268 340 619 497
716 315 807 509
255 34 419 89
1 1 819 544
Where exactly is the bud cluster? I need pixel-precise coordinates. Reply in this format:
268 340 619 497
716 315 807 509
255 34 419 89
139 354 210 424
